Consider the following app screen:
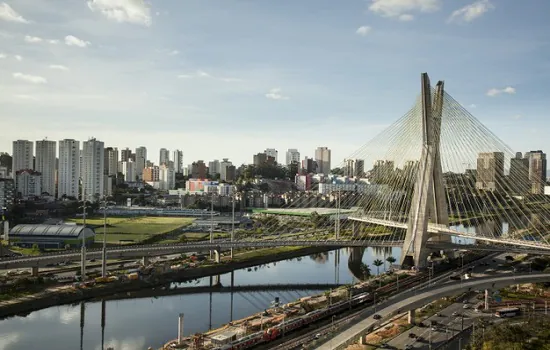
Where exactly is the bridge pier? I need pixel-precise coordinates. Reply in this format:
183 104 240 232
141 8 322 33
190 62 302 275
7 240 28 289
408 309 416 325
213 250 221 264
352 221 359 238
485 289 491 310
142 256 150 266
31 265 39 277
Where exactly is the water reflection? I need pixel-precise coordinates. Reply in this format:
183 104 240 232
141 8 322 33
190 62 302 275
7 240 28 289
0 247 401 350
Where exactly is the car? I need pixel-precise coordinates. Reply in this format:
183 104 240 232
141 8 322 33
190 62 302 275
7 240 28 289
437 313 444 317
417 336 425 342
405 345 413 350
408 333 417 338
452 311 459 316
431 327 438 331
463 304 469 309
314 333 321 339
373 314 382 320
462 300 468 304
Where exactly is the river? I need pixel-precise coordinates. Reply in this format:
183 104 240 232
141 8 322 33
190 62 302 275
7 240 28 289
0 246 401 350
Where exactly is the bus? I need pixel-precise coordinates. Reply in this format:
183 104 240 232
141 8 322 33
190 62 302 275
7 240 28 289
495 307 520 318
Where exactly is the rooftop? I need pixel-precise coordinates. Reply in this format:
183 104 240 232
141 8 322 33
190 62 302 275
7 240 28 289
252 207 359 217
10 224 91 237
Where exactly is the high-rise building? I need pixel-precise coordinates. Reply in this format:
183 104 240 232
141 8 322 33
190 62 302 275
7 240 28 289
135 146 147 179
143 166 160 182
121 148 132 162
509 152 529 194
35 139 56 196
208 160 220 176
220 158 233 181
344 159 365 178
475 152 504 191
104 147 119 176
0 179 15 209
265 148 278 163
286 149 300 166
527 150 547 194
159 148 170 166
173 150 183 173
315 147 331 175
0 166 8 179
301 157 317 174
58 139 80 198
159 164 175 190
119 161 137 182
226 165 236 182
191 161 207 179
82 138 105 201
15 170 42 197
12 140 33 173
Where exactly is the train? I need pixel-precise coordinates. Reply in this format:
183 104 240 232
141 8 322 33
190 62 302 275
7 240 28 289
217 293 371 350
214 274 425 350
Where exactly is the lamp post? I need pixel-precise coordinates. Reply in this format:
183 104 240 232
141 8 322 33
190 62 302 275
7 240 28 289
209 192 214 260
80 178 87 280
231 190 235 260
101 196 108 278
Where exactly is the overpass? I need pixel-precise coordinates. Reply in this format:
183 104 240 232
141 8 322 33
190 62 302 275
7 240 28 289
3 238 550 270
317 273 550 350
104 283 344 300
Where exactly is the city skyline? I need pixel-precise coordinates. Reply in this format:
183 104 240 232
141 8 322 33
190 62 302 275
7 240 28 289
1 1 550 165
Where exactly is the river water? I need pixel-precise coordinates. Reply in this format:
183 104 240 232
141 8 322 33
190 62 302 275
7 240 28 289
0 247 401 350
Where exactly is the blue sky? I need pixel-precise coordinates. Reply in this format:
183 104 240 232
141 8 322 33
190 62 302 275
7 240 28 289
1 0 549 167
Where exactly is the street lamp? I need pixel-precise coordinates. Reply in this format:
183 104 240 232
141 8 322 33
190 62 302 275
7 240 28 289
231 189 235 259
100 196 109 278
79 178 87 280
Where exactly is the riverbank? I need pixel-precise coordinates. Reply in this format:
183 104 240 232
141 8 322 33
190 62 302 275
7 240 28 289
0 246 330 319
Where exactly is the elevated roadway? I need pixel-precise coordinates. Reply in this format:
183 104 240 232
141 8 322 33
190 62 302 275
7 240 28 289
317 273 550 350
1 238 549 269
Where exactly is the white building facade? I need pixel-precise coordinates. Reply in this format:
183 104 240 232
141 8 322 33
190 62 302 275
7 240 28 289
135 146 147 180
315 147 331 175
82 138 105 201
219 158 232 181
159 164 175 190
119 161 137 182
265 148 278 163
58 139 80 198
159 148 170 166
16 170 42 197
104 147 119 176
12 140 33 173
173 150 183 173
286 149 300 166
35 140 56 196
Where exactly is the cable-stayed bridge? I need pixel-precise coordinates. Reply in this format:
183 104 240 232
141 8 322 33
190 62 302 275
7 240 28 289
4 73 550 271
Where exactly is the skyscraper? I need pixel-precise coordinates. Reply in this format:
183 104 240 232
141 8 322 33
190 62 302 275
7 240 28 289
286 149 300 166
58 139 80 198
344 159 365 178
173 150 183 173
509 152 529 194
104 147 119 176
208 160 220 176
315 147 331 175
12 140 33 173
220 158 233 181
475 152 504 191
120 148 132 162
265 148 278 163
159 148 170 166
527 150 547 194
82 138 105 201
35 139 56 196
135 146 147 179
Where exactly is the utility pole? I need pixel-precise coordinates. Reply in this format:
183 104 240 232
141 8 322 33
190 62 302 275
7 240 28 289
80 180 87 280
101 196 107 278
209 193 214 260
231 191 235 259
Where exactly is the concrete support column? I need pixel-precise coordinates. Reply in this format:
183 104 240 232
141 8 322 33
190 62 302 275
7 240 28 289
213 274 220 286
142 256 150 266
178 313 184 345
31 266 39 277
213 250 220 264
408 309 415 325
485 289 491 310
352 221 358 238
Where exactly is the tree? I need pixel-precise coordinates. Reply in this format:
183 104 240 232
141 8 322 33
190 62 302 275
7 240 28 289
331 167 344 176
373 259 384 277
386 256 396 269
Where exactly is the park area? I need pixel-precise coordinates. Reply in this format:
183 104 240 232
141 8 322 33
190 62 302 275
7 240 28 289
67 216 194 245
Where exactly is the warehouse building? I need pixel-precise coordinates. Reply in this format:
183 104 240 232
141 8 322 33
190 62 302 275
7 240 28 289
9 224 95 249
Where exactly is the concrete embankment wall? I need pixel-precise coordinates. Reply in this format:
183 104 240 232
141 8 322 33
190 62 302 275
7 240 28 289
0 247 329 319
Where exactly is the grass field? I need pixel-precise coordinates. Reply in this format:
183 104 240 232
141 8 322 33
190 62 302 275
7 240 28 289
67 216 194 244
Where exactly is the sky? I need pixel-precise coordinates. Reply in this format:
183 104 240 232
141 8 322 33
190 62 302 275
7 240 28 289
1 0 550 167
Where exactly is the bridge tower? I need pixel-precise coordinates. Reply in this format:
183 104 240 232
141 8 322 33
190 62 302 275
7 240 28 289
400 73 450 269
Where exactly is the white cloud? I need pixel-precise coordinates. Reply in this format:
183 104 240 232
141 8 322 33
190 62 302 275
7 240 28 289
24 35 43 43
13 72 47 84
49 64 69 71
87 0 152 26
14 94 39 100
448 0 494 23
512 114 522 120
169 50 179 56
486 86 515 97
399 14 414 21
14 55 22 61
356 26 372 36
0 2 29 23
49 39 60 44
468 104 477 108
0 53 6 59
177 74 192 79
196 70 211 78
65 35 91 48
265 88 289 101
369 0 440 18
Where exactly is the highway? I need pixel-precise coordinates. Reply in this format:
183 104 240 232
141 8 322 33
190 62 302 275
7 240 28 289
317 261 550 349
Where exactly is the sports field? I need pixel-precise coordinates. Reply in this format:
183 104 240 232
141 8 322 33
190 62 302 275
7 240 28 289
67 216 194 244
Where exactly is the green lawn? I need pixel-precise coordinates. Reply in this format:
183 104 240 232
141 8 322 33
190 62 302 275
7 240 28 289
67 216 194 244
